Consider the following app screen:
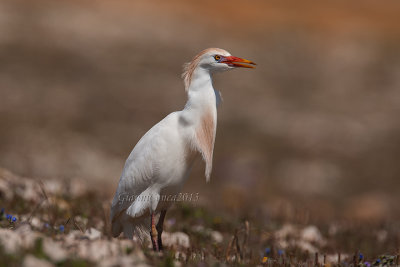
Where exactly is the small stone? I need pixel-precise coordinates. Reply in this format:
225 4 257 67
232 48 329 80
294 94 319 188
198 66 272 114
31 217 42 228
76 239 114 262
275 224 296 240
84 227 102 240
91 240 114 261
301 225 325 244
64 230 84 245
43 180 63 195
162 232 190 248
0 228 21 254
16 224 42 250
211 231 223 243
23 255 54 267
43 239 67 262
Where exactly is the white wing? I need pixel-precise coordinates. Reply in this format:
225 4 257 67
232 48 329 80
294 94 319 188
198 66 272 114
110 112 180 237
111 113 174 219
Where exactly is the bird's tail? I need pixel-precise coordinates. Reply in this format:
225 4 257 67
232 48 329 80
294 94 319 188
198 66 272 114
112 213 151 242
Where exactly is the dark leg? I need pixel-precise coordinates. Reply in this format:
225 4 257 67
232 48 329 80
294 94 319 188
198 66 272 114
156 210 167 251
150 213 159 251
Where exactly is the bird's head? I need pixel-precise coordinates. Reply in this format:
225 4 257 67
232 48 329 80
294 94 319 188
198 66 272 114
196 48 256 72
183 48 256 90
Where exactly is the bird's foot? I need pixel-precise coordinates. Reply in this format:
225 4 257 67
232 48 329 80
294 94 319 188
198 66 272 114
157 233 163 251
150 226 159 251
156 209 166 251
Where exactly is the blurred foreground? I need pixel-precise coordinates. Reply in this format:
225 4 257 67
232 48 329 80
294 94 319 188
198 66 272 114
1 168 399 266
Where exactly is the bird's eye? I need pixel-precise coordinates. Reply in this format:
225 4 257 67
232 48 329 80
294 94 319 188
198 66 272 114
214 55 221 61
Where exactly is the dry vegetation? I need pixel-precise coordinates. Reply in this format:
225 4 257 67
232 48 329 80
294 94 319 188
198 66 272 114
1 167 399 266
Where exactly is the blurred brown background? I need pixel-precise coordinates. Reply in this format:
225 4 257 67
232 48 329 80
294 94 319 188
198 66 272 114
1 0 399 222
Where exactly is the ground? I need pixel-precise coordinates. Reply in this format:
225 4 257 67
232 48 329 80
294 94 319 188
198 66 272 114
0 167 398 266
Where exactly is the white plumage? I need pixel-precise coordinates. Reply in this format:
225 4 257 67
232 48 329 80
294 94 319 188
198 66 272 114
110 48 255 251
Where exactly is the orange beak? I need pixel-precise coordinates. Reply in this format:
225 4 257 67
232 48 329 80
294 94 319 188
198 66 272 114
222 56 256 68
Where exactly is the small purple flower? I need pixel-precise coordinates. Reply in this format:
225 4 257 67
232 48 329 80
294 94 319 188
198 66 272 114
59 225 65 232
278 249 284 256
265 248 271 254
44 223 50 228
376 259 381 263
11 216 17 222
359 253 364 260
364 261 371 267
167 218 176 226
6 214 12 220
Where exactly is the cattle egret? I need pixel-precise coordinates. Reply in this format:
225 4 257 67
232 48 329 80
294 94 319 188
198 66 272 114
110 48 255 251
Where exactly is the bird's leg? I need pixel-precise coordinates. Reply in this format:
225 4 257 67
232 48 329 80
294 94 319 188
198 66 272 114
156 209 167 251
150 213 159 251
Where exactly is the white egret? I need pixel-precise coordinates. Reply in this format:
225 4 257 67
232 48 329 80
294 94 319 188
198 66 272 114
110 48 255 251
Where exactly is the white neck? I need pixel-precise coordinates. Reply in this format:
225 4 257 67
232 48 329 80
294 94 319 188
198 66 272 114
182 67 217 121
180 66 218 182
